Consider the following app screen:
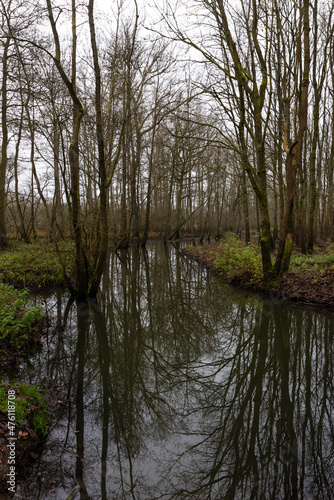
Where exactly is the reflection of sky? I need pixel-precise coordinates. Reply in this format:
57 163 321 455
13 243 334 499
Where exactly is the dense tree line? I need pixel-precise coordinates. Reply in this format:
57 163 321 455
0 0 334 294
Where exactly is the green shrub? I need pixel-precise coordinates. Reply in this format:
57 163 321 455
213 232 262 279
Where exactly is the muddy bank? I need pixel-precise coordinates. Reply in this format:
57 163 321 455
182 245 334 310
0 384 64 499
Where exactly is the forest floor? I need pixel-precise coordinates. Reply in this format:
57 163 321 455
182 237 334 310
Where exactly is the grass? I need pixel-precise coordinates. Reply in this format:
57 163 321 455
0 240 75 288
0 382 49 438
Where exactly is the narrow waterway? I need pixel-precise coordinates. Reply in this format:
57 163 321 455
13 243 334 499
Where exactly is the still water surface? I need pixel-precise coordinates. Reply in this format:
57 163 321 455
14 243 334 499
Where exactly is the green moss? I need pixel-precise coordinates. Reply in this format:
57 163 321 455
0 383 50 438
0 241 75 288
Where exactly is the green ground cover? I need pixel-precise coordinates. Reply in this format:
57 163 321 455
0 241 75 288
212 233 262 280
0 383 49 438
0 284 43 339
0 283 43 367
192 233 334 278
183 234 334 306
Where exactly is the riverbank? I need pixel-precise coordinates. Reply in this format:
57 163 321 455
182 238 334 309
0 241 75 290
0 382 61 497
0 284 46 371
0 242 69 495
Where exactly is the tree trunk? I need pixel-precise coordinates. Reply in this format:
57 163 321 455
307 0 327 253
52 120 63 238
174 172 183 240
0 38 10 248
88 0 109 296
242 170 250 244
275 0 310 274
13 93 30 242
142 123 156 246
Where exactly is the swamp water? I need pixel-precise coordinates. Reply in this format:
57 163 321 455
11 243 334 499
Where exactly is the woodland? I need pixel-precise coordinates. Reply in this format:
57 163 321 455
2 2 334 495
0 0 334 297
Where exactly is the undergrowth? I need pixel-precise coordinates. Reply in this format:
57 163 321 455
185 235 334 305
198 233 334 278
0 283 44 368
0 383 49 438
0 283 43 341
213 233 262 281
290 251 334 271
0 241 75 288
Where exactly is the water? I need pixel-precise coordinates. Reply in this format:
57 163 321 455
12 243 334 499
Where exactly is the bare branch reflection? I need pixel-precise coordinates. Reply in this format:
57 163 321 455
19 244 334 499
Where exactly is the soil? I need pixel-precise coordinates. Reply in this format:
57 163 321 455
182 244 334 310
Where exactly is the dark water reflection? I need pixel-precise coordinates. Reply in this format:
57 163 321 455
16 244 334 499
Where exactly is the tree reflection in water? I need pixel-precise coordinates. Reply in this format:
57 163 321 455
19 244 334 499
